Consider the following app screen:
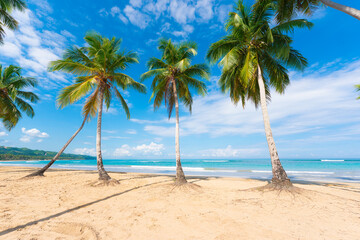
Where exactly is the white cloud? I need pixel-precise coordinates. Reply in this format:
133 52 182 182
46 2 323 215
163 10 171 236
113 142 165 157
107 0 230 33
0 9 70 88
110 6 121 16
196 0 214 22
28 0 53 16
102 136 128 140
99 8 108 17
126 129 137 134
199 145 262 157
73 148 96 156
19 135 31 143
103 130 117 134
169 0 195 24
104 107 118 115
137 60 360 140
170 24 194 38
28 47 58 69
118 13 129 24
130 0 143 8
113 144 132 157
0 42 22 58
20 127 49 142
124 5 151 29
0 131 8 137
60 30 76 41
144 125 174 137
216 4 232 23
134 142 164 155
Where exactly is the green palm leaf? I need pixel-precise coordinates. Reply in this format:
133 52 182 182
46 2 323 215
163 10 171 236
0 64 38 130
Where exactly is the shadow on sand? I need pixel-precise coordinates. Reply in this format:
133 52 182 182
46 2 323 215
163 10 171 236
0 178 172 236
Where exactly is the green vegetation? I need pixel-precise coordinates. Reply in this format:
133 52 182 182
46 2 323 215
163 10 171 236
0 0 27 44
0 65 39 130
271 0 360 22
207 0 311 186
141 38 209 185
49 32 146 181
0 146 94 160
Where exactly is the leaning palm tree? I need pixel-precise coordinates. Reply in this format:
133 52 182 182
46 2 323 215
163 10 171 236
47 32 146 182
207 0 312 187
0 64 39 130
271 0 360 22
25 115 88 177
141 39 209 185
0 0 27 43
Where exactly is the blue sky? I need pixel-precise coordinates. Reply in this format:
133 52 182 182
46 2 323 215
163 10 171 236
0 0 360 159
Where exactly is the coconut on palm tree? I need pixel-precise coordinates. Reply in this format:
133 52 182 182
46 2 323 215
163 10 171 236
141 39 209 185
0 0 27 43
207 0 312 187
47 32 146 182
0 64 39 130
271 0 360 22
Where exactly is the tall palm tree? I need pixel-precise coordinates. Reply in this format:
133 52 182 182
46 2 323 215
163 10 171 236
0 0 27 43
0 64 39 130
141 39 209 185
48 32 146 182
272 0 360 22
207 0 312 186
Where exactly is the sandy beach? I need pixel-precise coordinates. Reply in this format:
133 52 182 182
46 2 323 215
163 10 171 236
0 166 360 240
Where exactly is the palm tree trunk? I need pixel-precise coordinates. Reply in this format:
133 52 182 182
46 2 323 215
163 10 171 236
25 116 87 177
96 85 111 181
319 0 360 20
172 78 187 185
257 65 291 185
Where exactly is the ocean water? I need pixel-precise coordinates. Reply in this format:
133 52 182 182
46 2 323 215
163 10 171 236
1 158 360 183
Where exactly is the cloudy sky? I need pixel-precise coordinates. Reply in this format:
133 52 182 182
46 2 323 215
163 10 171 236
0 0 360 159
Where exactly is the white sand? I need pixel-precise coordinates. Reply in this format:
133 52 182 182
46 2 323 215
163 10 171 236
0 166 359 239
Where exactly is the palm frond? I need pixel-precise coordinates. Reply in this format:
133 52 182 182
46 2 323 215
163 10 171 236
113 87 130 119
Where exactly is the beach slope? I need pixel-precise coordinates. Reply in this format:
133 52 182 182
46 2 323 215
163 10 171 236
0 167 359 239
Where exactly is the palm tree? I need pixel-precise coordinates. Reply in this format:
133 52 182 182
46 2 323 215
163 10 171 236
48 32 146 182
0 64 39 130
207 0 312 186
25 115 88 177
356 85 360 99
272 0 360 22
0 0 27 43
141 39 209 185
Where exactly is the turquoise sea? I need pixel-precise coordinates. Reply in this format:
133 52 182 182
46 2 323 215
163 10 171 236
1 158 360 183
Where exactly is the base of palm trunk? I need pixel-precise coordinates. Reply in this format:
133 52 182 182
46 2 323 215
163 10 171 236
98 171 112 181
91 178 120 187
174 175 187 185
24 170 45 178
174 166 187 185
268 177 293 189
175 170 187 186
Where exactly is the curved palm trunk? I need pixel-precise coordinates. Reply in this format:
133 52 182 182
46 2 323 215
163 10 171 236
96 85 111 181
319 0 360 20
172 78 187 185
25 117 87 177
257 65 290 185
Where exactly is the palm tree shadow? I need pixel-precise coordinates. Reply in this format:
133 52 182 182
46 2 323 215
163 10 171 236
0 179 171 237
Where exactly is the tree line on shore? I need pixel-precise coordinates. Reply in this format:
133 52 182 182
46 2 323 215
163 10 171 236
0 146 95 160
1 0 360 187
